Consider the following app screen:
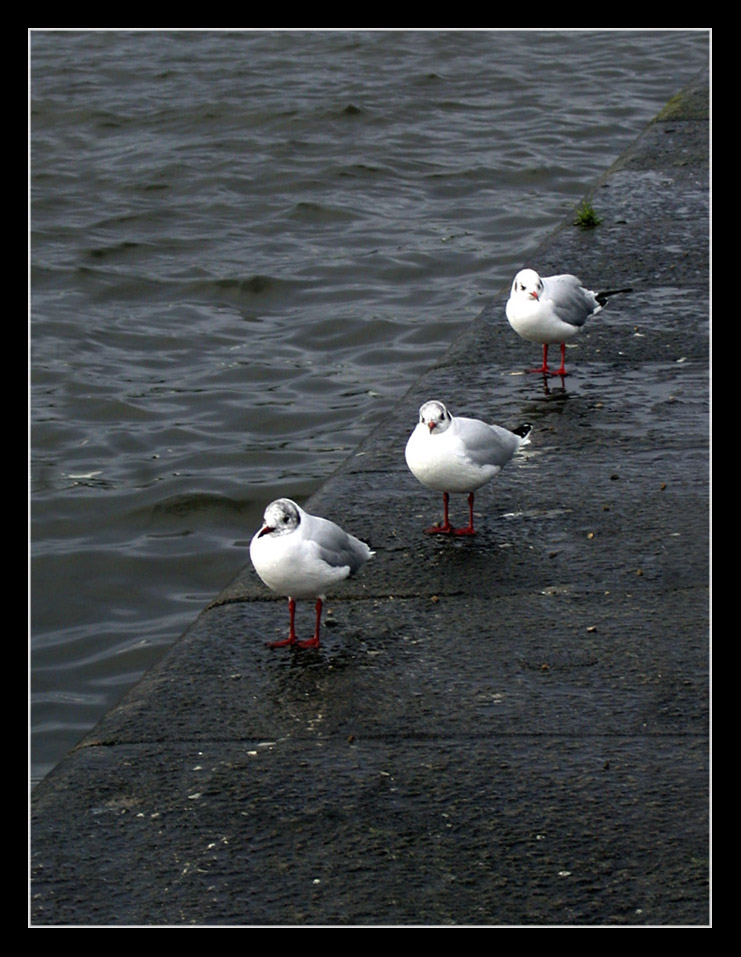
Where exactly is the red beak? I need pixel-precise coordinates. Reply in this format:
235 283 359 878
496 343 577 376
258 525 273 538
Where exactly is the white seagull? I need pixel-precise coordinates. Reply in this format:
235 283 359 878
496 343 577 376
505 267 632 376
250 498 374 649
405 400 532 536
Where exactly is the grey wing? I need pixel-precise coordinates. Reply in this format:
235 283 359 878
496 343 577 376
457 418 522 469
311 516 373 574
544 274 600 327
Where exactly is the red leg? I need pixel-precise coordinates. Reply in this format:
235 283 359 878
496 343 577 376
425 491 477 535
267 597 298 648
453 492 476 536
550 342 569 377
297 598 323 649
426 491 454 534
527 343 550 374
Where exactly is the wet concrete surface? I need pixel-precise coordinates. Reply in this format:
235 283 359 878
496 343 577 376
30 72 709 926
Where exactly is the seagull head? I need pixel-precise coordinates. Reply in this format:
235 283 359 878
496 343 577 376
512 268 544 301
257 498 302 538
418 400 452 435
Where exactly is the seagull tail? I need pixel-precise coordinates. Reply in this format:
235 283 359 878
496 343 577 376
513 423 533 446
596 287 633 306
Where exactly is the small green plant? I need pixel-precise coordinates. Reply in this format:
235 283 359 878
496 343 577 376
572 199 602 229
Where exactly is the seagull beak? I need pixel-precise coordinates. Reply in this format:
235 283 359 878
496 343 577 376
529 291 539 300
427 421 436 432
257 525 273 538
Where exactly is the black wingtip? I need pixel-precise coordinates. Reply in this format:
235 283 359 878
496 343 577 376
596 287 633 306
513 423 533 440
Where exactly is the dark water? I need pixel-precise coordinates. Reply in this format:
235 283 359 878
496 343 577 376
30 29 709 782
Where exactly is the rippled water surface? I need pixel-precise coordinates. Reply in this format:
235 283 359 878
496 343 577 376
30 29 709 781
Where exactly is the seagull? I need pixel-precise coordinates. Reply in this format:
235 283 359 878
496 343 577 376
249 498 373 649
405 400 532 536
505 267 632 376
